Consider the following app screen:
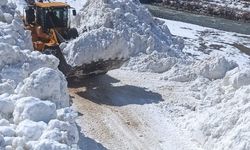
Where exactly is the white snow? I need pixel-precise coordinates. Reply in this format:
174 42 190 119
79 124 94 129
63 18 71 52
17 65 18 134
62 0 183 68
0 135 5 147
46 119 79 145
59 0 250 149
13 97 57 123
0 126 15 137
196 56 237 80
27 140 69 150
154 19 250 150
0 98 15 118
0 119 10 126
0 2 79 149
69 14 250 150
2 0 250 149
16 119 47 141
16 68 69 109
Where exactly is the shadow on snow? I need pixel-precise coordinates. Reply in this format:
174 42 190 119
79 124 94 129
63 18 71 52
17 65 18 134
68 74 163 106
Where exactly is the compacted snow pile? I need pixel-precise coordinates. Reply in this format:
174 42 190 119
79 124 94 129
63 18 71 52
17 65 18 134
149 22 250 150
0 2 79 149
62 0 184 72
153 19 250 150
172 66 250 150
149 46 250 149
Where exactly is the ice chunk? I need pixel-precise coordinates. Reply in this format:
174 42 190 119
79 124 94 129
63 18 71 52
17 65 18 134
47 119 79 145
13 97 57 123
27 140 69 150
16 119 47 141
0 98 14 118
12 137 26 150
0 134 5 147
230 69 250 89
3 13 13 24
0 119 10 126
0 80 15 95
56 107 78 123
0 126 15 137
16 68 69 109
197 56 237 80
4 137 14 146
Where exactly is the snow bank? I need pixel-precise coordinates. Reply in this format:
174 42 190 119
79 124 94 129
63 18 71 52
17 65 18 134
183 71 250 149
0 2 79 149
162 56 237 82
62 0 183 70
195 56 237 80
168 60 250 149
224 69 250 89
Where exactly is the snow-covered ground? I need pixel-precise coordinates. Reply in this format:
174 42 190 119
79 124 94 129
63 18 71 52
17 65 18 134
71 18 250 150
2 0 250 149
70 73 202 150
157 19 250 149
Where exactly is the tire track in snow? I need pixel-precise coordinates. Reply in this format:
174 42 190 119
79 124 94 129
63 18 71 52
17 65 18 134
69 71 202 150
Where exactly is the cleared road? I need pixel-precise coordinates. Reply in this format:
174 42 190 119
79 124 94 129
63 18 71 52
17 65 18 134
69 71 201 150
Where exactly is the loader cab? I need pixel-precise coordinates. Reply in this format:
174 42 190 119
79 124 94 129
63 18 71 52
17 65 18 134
35 2 71 31
24 2 77 30
23 2 79 51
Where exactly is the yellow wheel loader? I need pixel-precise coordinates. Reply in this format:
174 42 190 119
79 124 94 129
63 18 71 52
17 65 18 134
23 0 125 78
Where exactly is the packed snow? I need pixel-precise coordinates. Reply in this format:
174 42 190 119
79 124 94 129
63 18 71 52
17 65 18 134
62 0 183 68
61 0 250 149
68 1 250 148
155 19 250 150
0 1 79 149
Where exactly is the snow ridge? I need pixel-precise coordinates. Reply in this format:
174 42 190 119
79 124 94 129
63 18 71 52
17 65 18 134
0 2 79 150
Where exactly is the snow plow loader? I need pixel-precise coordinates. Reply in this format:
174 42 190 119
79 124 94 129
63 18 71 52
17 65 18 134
23 0 125 78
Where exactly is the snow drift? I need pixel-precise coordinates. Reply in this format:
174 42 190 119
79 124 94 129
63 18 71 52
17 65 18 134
157 23 250 149
175 67 250 150
0 2 79 149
